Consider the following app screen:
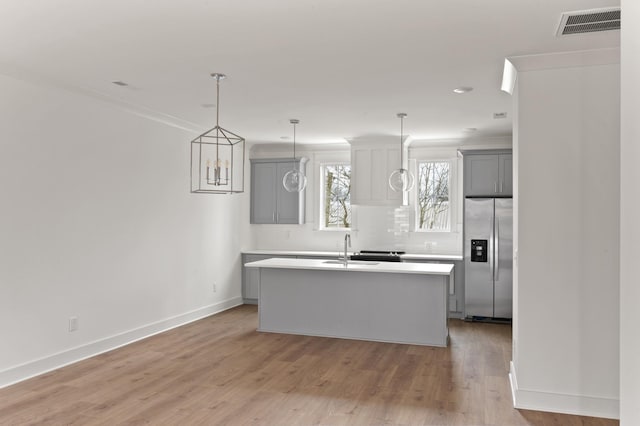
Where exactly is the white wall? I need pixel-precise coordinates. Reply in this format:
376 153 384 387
248 138 510 255
510 54 620 418
0 73 248 386
620 1 640 423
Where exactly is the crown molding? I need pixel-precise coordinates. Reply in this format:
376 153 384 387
502 47 620 95
0 62 204 134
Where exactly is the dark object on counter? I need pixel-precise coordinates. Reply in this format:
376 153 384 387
350 250 405 262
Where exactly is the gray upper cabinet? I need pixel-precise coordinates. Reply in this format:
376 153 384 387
463 150 512 197
499 154 513 196
275 162 300 224
250 158 307 224
251 162 277 223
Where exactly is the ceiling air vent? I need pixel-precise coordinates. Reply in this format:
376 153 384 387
557 7 620 36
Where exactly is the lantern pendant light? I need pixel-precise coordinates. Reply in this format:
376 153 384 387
190 73 245 194
388 113 415 192
282 119 307 192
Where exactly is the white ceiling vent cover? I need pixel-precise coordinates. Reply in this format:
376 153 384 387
557 7 620 36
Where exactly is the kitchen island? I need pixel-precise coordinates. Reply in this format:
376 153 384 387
244 258 454 347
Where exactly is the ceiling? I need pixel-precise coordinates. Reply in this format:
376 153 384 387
0 0 620 145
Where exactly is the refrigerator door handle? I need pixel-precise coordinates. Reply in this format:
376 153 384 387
495 217 500 281
489 216 494 282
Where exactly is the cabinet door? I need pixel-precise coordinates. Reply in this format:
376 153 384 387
351 145 402 206
250 162 277 224
242 254 296 303
464 155 499 196
499 154 513 196
403 259 461 317
276 162 300 224
244 268 261 300
242 254 273 302
382 147 403 204
351 147 372 204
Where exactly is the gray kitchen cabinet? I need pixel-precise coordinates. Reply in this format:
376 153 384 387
404 259 464 318
462 150 512 197
251 162 277 223
499 154 513 195
242 254 297 303
242 254 270 302
250 158 307 224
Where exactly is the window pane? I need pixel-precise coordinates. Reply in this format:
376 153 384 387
417 161 450 231
323 164 351 228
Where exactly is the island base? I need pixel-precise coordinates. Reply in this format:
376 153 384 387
257 268 449 347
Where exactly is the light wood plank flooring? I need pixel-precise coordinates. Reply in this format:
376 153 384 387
0 305 618 425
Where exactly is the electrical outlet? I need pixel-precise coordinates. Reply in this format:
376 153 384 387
68 316 78 332
213 283 217 293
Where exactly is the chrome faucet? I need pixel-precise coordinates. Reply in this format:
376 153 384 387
343 233 351 266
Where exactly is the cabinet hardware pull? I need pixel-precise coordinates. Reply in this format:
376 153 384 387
494 182 497 193
500 181 503 193
272 212 275 222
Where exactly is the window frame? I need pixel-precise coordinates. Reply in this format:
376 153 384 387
318 161 352 231
411 157 456 233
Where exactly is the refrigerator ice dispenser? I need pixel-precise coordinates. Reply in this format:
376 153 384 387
471 239 488 262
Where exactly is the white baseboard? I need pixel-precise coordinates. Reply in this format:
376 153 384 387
0 297 243 389
509 361 619 420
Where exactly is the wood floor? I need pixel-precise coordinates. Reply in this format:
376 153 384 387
0 305 618 426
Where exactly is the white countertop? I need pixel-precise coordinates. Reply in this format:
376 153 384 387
400 253 463 261
242 249 462 262
243 249 340 257
244 257 454 275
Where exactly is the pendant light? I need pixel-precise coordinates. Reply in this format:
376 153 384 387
282 119 307 192
190 73 245 194
389 113 414 192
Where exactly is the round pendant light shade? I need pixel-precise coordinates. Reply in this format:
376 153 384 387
282 119 307 192
283 169 307 192
389 168 414 192
389 113 415 192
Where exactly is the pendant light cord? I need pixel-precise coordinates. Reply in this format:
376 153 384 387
400 115 404 170
290 119 300 171
398 113 406 171
213 74 225 166
216 76 220 127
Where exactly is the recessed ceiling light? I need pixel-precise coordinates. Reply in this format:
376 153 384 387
112 81 129 87
493 112 507 119
453 86 473 94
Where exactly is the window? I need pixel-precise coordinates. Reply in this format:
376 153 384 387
320 163 351 229
416 161 450 231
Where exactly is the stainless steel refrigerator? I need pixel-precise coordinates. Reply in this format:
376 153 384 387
464 198 513 319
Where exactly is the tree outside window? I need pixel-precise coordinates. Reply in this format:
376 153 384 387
417 161 450 231
322 164 351 228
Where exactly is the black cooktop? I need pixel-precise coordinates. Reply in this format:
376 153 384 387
350 250 405 262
